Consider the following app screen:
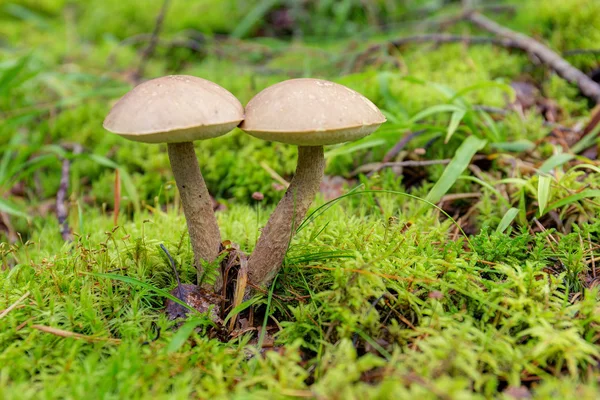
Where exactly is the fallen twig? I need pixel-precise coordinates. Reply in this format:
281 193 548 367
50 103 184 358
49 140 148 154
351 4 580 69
353 155 487 177
133 0 171 83
465 12 600 104
259 161 290 188
387 34 521 49
382 130 427 163
439 192 481 203
31 324 121 344
353 158 453 177
56 145 82 241
0 291 30 320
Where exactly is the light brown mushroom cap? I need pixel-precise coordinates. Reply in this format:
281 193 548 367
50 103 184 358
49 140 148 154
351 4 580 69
240 78 386 146
103 75 244 143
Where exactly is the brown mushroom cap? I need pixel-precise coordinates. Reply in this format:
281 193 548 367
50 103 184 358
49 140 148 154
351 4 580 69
103 75 244 143
240 78 386 146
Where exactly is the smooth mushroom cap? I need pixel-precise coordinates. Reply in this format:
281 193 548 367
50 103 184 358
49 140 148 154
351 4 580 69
103 75 244 143
240 78 386 146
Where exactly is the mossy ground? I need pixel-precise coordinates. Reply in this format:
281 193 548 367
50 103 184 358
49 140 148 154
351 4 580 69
2 0 600 398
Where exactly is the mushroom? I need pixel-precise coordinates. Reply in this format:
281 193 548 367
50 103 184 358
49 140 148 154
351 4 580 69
239 78 386 289
103 75 244 289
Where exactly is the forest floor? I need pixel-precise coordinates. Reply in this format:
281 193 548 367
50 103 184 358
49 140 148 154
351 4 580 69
2 0 600 398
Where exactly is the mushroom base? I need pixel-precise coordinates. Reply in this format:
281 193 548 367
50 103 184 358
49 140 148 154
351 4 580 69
247 145 326 290
167 142 222 289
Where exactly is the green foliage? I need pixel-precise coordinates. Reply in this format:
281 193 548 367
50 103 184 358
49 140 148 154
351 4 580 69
3 0 600 397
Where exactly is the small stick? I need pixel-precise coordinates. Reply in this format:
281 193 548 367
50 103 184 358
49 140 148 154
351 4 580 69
353 157 487 176
259 161 290 188
133 0 172 83
466 12 600 104
0 291 30 320
56 145 82 241
382 129 427 163
31 324 121 344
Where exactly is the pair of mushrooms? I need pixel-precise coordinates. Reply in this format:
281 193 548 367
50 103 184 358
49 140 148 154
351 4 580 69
103 75 385 294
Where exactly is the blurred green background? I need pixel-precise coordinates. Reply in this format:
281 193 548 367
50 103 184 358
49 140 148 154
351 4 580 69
1 0 599 238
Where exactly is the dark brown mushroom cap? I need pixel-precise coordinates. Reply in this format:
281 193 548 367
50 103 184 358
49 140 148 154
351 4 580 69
240 78 386 146
103 75 244 143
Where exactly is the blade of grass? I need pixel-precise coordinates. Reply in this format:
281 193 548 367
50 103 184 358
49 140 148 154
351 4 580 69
410 104 465 123
167 318 211 353
224 297 262 325
446 109 466 143
0 198 30 220
496 208 519 233
84 272 200 315
547 189 600 212
257 275 278 350
426 136 487 203
537 175 552 215
538 153 575 174
231 0 279 39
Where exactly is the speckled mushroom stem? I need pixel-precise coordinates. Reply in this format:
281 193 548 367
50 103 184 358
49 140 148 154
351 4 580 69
167 142 221 289
247 145 326 289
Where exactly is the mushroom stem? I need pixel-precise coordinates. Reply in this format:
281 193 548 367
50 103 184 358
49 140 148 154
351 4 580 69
167 142 221 288
247 145 326 289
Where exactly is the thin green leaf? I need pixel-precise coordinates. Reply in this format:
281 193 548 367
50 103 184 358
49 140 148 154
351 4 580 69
0 55 30 93
224 297 263 325
426 136 487 203
538 153 575 174
491 140 535 152
537 175 552 215
85 272 200 315
231 0 279 39
569 164 600 175
496 208 520 233
458 176 510 207
547 190 600 212
167 318 211 353
0 198 30 220
257 275 278 349
410 104 465 123
377 72 406 117
446 109 466 143
475 108 501 142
